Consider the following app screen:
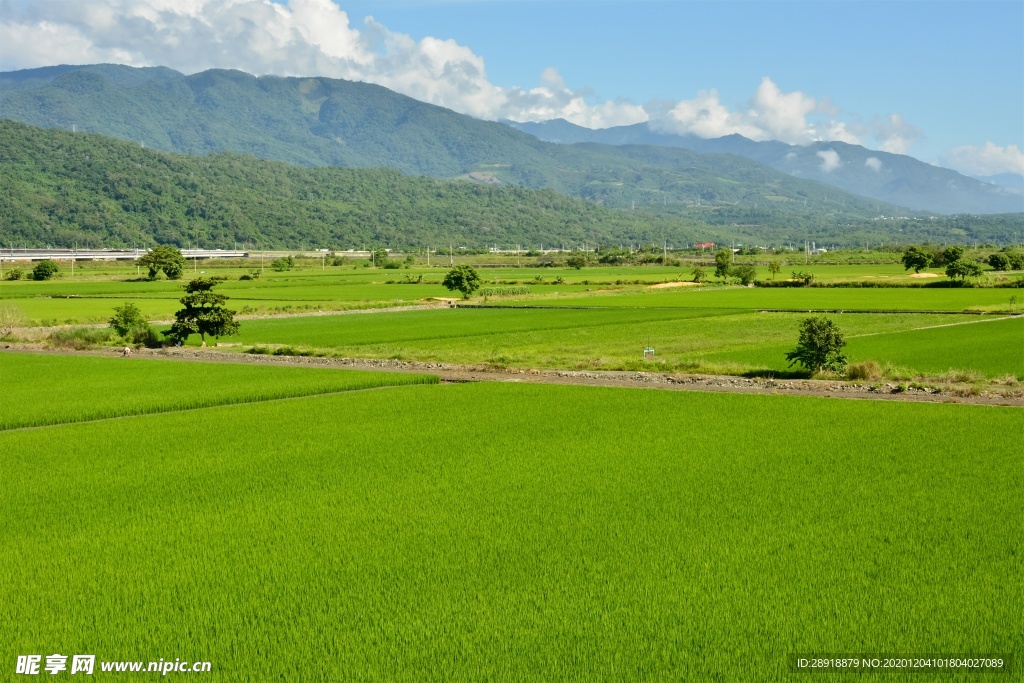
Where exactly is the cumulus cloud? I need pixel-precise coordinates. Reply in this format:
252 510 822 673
865 157 882 172
872 114 922 155
0 0 928 148
0 0 649 127
941 142 1024 176
650 76 870 146
816 149 841 172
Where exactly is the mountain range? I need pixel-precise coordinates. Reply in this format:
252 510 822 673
507 120 1024 215
0 63 1021 249
0 64 912 221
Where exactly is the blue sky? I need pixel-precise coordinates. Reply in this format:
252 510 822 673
1 0 1021 174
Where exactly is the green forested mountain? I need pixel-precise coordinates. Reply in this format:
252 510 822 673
0 64 915 218
2 120 1020 249
0 119 708 249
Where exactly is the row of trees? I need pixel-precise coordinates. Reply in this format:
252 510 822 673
901 245 1023 282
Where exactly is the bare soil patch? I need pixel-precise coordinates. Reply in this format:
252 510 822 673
908 272 941 278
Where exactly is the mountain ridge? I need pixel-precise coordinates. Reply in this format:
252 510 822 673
1 63 916 222
508 119 1023 215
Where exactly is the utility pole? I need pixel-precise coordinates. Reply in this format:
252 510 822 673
449 243 453 267
72 241 76 277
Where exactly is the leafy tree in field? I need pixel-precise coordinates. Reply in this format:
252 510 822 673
945 259 983 282
767 261 782 279
442 265 482 299
110 302 161 347
901 246 932 273
32 259 60 280
786 316 847 375
5 267 26 281
691 266 707 283
987 253 1009 271
167 278 239 344
137 245 186 280
733 264 757 286
1006 251 1024 270
565 252 589 270
271 256 295 272
931 245 965 267
714 249 733 280
109 302 147 336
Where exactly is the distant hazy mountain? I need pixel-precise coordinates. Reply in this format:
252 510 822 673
509 119 1024 215
0 63 909 225
974 173 1024 192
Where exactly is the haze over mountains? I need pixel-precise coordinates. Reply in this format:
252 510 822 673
0 63 1021 250
508 120 1024 215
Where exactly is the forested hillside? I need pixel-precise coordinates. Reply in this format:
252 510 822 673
0 120 705 249
2 121 1020 249
1 64 913 218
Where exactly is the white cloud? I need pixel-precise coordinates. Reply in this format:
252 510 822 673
0 0 648 128
872 114 922 155
817 149 841 172
941 142 1024 176
0 0 931 150
650 76 870 146
865 157 882 172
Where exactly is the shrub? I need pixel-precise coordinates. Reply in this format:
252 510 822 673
791 270 816 286
5 267 25 280
48 327 116 349
847 360 882 381
566 253 589 270
479 286 532 297
0 303 24 336
271 256 295 272
32 259 61 280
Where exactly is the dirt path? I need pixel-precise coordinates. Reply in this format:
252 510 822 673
5 343 1021 407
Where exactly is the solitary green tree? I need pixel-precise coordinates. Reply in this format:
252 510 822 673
945 259 983 283
987 253 1010 271
166 278 239 344
565 252 589 270
733 264 757 286
691 266 707 283
714 249 733 281
767 261 782 279
31 259 60 280
137 245 186 280
109 302 147 336
901 246 932 273
442 265 482 299
786 316 847 374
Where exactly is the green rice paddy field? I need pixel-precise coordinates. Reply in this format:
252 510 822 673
1 355 1020 680
228 307 1022 378
1 262 1019 325
706 316 1024 379
0 354 436 430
